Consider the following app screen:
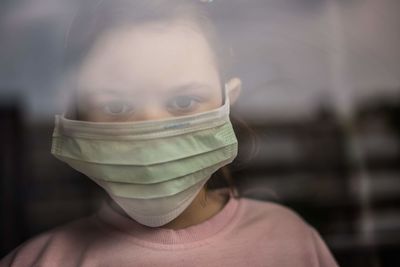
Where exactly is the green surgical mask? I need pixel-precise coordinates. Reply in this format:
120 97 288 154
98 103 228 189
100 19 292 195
51 89 238 227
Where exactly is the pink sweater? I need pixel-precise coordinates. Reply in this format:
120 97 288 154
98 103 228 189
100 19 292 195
1 190 338 267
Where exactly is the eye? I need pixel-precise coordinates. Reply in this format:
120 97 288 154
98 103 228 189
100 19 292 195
101 100 134 116
166 95 201 114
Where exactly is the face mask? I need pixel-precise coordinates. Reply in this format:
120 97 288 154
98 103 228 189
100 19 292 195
51 88 238 227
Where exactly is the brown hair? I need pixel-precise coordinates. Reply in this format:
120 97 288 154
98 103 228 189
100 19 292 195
206 113 259 198
63 0 228 85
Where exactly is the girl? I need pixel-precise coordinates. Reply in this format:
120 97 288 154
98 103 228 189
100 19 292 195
1 0 338 266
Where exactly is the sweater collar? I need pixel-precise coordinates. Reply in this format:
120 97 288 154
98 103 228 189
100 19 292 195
96 188 240 245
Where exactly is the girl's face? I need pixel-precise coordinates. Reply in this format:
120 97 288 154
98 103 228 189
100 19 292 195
76 21 223 122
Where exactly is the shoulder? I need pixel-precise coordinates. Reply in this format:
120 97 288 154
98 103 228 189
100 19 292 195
234 197 318 246
237 197 311 233
232 197 338 266
0 215 102 267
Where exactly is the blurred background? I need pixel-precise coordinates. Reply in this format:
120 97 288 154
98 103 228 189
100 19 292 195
1 0 399 266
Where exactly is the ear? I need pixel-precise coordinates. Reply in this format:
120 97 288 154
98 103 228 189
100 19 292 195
226 77 242 105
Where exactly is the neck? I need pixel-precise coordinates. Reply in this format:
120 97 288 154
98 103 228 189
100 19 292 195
162 187 228 229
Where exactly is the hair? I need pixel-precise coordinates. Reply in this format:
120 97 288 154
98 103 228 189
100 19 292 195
63 0 257 199
63 0 227 84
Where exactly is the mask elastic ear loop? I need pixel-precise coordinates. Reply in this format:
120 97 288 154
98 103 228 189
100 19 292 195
224 83 230 106
217 83 230 116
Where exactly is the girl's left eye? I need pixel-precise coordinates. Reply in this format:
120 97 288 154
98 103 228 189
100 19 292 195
166 96 201 113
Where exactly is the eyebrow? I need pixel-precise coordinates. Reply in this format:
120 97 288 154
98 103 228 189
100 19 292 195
82 82 216 96
166 82 215 94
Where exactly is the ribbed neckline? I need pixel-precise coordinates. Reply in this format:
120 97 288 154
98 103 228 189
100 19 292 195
96 188 240 246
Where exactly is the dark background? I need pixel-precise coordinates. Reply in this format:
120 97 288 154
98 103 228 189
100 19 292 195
1 0 400 266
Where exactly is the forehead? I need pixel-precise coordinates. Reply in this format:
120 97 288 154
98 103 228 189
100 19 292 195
77 21 221 97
